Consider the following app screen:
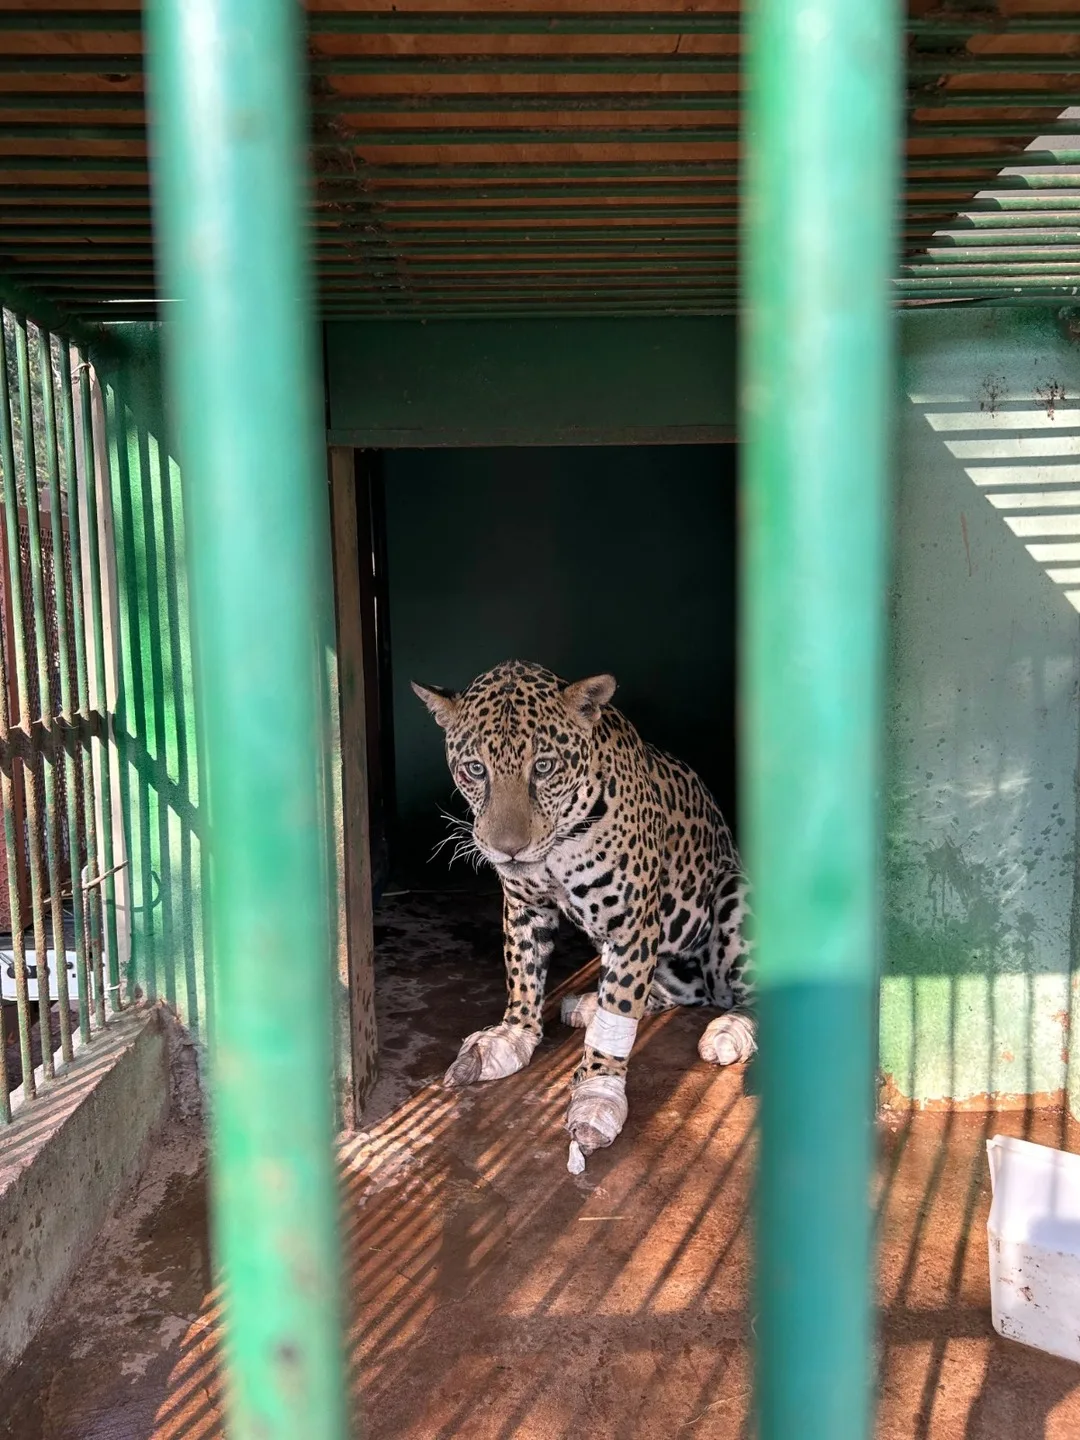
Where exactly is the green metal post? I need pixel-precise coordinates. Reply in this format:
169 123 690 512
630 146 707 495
741 2 899 1439
12 314 57 1079
0 314 34 1102
74 360 109 1027
146 1 346 1436
33 326 74 1066
78 368 122 1013
54 343 92 1045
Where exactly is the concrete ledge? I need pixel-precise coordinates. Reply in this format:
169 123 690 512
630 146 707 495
0 1006 170 1376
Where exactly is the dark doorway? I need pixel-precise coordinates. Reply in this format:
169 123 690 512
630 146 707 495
377 444 740 887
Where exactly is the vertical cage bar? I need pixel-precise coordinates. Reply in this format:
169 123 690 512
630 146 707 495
741 1 899 1438
0 313 33 1105
147 0 346 1435
80 367 120 1013
75 360 107 1029
12 314 55 1081
54 338 91 1045
34 327 73 1066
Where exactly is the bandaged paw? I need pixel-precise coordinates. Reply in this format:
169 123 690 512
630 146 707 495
560 992 599 1029
565 1073 628 1172
443 1021 539 1088
699 1012 757 1066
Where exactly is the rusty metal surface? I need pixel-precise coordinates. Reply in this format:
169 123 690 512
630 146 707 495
3 3 1080 315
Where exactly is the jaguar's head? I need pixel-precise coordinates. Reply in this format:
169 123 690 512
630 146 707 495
412 659 616 868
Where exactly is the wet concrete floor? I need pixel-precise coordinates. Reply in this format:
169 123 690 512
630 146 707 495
2 890 1078 1438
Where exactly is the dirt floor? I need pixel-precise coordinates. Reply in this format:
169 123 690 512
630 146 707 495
1 890 1078 1439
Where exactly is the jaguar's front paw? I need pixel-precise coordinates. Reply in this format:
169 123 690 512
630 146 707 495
443 1021 539 1088
698 1012 757 1066
565 1074 628 1174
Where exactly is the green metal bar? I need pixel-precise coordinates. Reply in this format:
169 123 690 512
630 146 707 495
73 358 106 1029
78 362 121 1013
742 1 897 1439
0 226 1007 248
1 182 1035 209
0 94 148 112
2 82 1045 115
2 110 1065 138
2 120 1076 155
899 271 1080 287
146 0 346 1433
901 293 1080 307
53 340 91 1045
0 224 745 244
12 253 744 274
909 12 1080 34
34 325 74 1065
912 254 1080 268
0 312 35 1100
8 8 746 33
365 160 1079 178
13 313 58 1081
58 278 742 299
929 233 1080 247
957 193 1080 208
0 58 143 75
4 161 1077 189
4 6 1080 35
0 157 147 172
4 48 1080 75
941 210 1080 226
913 89 1080 109
1 189 153 202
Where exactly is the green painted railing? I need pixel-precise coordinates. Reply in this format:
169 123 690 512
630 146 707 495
146 0 347 1434
0 304 120 1111
741 0 899 1437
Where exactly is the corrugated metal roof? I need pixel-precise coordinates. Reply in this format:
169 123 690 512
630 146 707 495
1 2 1080 320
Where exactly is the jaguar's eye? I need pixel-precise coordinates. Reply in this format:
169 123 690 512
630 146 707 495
533 756 557 777
463 760 486 781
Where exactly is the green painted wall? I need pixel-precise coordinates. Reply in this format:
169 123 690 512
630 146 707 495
883 307 1080 1113
97 310 1080 1116
383 444 739 885
97 324 212 1043
325 317 737 447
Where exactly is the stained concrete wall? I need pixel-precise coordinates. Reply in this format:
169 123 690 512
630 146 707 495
883 307 1080 1114
0 1009 169 1377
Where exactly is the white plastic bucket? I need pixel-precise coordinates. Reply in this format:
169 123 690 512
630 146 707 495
986 1134 1080 1364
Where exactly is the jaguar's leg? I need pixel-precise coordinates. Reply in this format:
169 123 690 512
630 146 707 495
444 894 558 1087
698 870 757 1066
562 953 707 1027
565 906 661 1172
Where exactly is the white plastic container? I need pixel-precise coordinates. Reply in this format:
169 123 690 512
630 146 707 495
986 1134 1080 1364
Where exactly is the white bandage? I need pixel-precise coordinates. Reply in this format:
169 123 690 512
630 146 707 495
444 1021 538 1084
560 992 599 1029
565 1073 628 1173
584 1007 638 1059
698 1012 757 1066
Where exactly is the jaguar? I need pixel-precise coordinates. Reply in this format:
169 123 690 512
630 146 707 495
413 660 755 1172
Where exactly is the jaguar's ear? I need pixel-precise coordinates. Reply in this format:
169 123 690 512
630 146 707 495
562 674 617 726
411 681 461 730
